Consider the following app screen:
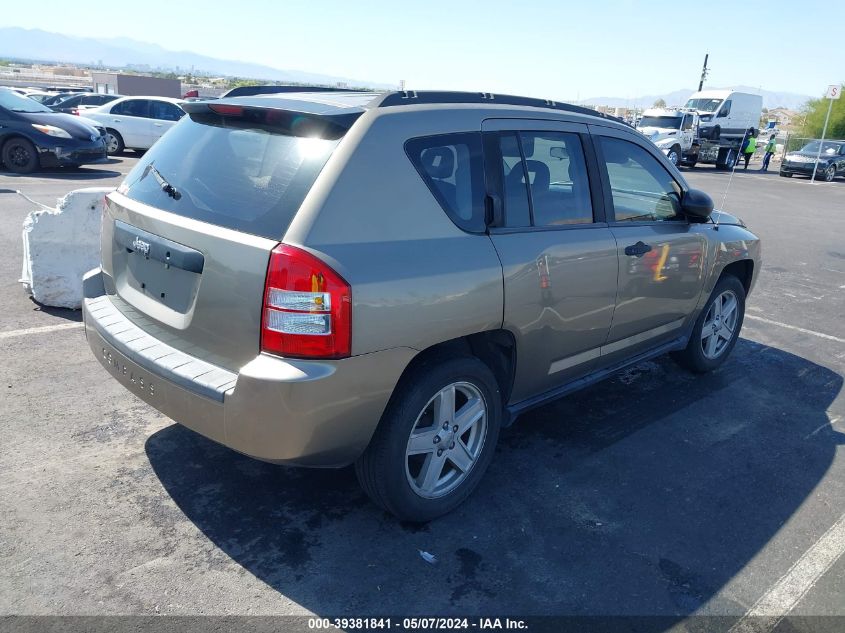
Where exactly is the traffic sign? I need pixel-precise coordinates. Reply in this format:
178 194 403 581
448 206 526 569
825 85 841 99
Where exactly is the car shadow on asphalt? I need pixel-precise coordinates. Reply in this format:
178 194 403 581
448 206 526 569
145 339 843 617
0 164 123 179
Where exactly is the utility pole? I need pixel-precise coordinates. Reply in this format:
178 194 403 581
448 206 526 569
810 84 841 183
698 54 709 91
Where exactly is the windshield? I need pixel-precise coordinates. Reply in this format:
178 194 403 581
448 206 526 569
685 98 723 113
119 116 342 239
639 116 682 129
0 89 54 113
27 93 55 104
799 141 842 155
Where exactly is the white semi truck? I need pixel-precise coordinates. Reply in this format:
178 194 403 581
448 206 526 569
637 89 763 169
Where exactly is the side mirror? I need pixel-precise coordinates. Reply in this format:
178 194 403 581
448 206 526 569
550 146 569 160
682 188 713 221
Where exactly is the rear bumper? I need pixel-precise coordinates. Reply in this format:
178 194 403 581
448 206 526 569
82 269 415 467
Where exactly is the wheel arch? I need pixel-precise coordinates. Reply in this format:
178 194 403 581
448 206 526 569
392 330 517 413
720 259 754 296
1 132 37 153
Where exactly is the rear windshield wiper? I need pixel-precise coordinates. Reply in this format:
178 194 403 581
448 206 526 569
143 164 181 200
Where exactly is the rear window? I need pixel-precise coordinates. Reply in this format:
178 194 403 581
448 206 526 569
405 133 486 233
118 116 341 240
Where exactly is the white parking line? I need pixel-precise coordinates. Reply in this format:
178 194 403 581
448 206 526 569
729 512 845 633
744 315 845 344
0 322 84 340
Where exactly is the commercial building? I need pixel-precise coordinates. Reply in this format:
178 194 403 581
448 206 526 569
91 72 180 97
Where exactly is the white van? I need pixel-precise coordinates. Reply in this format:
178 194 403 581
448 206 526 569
684 90 763 140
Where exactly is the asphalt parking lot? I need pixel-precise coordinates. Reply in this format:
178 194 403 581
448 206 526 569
1 155 843 626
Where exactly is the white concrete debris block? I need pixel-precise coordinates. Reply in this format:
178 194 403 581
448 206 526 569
20 187 114 309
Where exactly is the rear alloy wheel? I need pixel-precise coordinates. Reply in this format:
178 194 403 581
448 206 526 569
1 137 39 174
355 356 501 522
822 165 836 182
104 129 124 155
672 275 746 373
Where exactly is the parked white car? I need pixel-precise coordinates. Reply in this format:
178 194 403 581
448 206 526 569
80 96 185 154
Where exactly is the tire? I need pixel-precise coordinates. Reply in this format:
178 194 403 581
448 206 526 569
672 275 746 373
355 356 502 522
666 145 681 167
716 148 736 171
780 171 792 177
822 165 836 182
682 161 697 169
104 129 124 155
1 137 39 174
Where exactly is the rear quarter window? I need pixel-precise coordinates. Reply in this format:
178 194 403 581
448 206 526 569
405 133 486 233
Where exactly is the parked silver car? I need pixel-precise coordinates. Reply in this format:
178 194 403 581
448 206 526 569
83 90 761 521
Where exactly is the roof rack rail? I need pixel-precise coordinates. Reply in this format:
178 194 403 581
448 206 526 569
371 90 623 122
222 85 371 98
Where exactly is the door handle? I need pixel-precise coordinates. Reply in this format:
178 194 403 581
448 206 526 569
112 119 121 122
624 241 652 257
153 123 163 127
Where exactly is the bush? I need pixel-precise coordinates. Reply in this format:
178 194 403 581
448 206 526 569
800 84 845 138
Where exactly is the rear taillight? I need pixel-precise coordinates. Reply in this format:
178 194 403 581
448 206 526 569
71 109 79 115
209 104 244 116
261 244 351 359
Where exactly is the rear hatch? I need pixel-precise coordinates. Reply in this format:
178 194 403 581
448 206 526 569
101 98 362 371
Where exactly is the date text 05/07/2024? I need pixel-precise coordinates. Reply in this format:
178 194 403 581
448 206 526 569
307 618 528 630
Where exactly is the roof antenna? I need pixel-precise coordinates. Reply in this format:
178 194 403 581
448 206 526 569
715 127 752 231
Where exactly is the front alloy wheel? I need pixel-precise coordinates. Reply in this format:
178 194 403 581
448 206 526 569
2 138 39 174
700 290 740 360
671 274 746 373
666 147 680 167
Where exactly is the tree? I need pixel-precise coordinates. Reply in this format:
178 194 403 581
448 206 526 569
800 83 845 139
653 98 666 108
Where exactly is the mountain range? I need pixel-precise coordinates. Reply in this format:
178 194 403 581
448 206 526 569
583 87 811 111
1 28 812 110
0 27 395 89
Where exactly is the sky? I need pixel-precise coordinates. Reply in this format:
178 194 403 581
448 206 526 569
2 0 841 101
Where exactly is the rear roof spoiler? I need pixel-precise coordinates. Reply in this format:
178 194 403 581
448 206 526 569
180 100 362 140
221 85 369 98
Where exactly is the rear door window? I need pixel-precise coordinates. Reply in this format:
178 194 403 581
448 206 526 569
112 99 151 118
495 131 594 227
150 101 185 121
405 133 486 233
118 116 342 240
